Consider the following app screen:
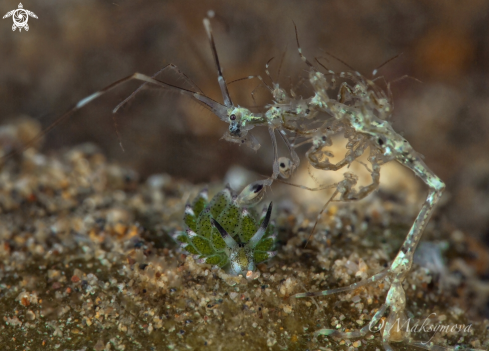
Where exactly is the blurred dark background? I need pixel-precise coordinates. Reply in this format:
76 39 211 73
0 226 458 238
1 0 489 244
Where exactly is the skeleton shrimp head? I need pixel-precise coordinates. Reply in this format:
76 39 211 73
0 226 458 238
278 157 294 178
198 18 268 150
225 107 264 139
189 93 263 150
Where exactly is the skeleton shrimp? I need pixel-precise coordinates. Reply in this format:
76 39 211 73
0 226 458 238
286 29 485 351
6 16 482 351
226 22 481 351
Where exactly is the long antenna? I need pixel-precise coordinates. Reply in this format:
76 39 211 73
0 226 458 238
203 18 233 108
372 53 403 76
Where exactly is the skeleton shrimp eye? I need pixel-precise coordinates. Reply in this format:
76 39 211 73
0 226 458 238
278 157 293 179
377 137 386 146
228 113 241 136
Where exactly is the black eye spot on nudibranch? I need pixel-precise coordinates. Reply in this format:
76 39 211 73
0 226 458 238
253 184 263 193
230 114 236 121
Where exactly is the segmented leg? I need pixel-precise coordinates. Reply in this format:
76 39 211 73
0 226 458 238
227 56 291 105
306 135 367 172
227 74 269 105
305 188 338 246
314 304 388 339
264 56 276 83
338 148 382 202
296 154 448 349
4 72 224 160
113 63 204 113
277 128 300 174
293 23 315 69
268 127 280 180
295 261 388 300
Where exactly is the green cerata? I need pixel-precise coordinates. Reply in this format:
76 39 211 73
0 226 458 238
174 186 277 275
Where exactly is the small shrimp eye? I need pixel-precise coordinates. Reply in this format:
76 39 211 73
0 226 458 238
377 137 384 146
277 157 294 179
230 114 236 121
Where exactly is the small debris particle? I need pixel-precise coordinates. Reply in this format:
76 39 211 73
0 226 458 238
279 277 298 296
229 292 238 301
71 328 83 335
93 339 105 351
283 304 293 314
26 310 35 320
267 337 277 347
351 295 361 303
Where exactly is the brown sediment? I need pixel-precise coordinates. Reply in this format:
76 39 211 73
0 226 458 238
0 123 487 350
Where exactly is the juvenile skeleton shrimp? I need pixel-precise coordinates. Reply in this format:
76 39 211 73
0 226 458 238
8 17 482 351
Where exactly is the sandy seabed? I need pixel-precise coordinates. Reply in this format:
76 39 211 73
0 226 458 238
0 121 488 351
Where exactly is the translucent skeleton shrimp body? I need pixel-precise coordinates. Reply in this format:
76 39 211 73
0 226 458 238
11 17 483 351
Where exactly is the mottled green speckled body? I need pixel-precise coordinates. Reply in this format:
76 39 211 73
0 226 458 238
174 187 276 275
